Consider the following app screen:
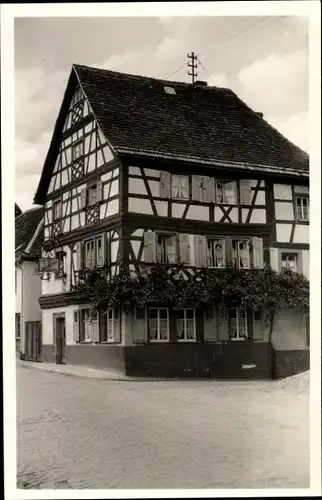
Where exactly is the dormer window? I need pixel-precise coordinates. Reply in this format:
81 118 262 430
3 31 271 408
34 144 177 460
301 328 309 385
164 86 176 95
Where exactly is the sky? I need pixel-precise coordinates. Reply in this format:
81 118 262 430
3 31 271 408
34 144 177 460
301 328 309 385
14 15 309 211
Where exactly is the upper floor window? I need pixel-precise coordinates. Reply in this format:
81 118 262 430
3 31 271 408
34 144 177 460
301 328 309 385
229 308 248 340
231 239 250 268
171 175 189 200
88 184 98 206
55 251 65 278
215 181 237 204
207 239 226 268
53 200 62 221
281 253 297 272
84 236 104 269
72 140 84 161
156 233 177 264
295 196 309 222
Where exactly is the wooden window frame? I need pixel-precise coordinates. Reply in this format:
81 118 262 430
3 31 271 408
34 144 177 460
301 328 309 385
277 248 302 274
156 231 178 264
52 198 62 222
215 180 238 205
78 307 99 343
148 307 170 342
176 308 196 342
206 238 226 268
231 238 251 269
83 235 104 269
281 252 298 272
101 308 119 343
294 195 309 222
71 138 84 162
87 181 98 207
228 308 248 341
171 174 189 201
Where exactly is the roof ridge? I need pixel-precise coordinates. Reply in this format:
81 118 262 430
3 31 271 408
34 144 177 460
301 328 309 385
72 63 230 91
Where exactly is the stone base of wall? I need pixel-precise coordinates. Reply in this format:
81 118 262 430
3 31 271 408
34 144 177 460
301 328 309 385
272 349 310 379
65 345 125 373
124 342 272 379
41 344 125 373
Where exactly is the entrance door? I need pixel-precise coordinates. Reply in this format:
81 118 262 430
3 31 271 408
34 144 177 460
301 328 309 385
55 317 66 364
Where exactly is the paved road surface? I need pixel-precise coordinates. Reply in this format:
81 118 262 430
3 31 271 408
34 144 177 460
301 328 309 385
17 364 309 489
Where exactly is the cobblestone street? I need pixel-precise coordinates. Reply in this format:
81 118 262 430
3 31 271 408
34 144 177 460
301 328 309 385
17 363 309 489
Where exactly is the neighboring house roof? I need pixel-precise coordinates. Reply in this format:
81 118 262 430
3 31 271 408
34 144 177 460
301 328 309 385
15 207 44 260
15 203 22 217
34 64 309 204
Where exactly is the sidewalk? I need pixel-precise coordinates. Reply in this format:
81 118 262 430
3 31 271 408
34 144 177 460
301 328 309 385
18 359 139 381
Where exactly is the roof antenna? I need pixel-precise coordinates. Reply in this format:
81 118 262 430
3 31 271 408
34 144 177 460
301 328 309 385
187 52 198 84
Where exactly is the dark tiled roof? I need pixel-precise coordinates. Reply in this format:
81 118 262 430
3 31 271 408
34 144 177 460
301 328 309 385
75 64 308 173
34 64 309 204
15 207 44 258
15 203 22 217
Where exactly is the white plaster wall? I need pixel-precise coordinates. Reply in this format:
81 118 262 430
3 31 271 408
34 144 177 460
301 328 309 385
254 191 266 205
293 224 309 244
42 305 76 346
294 185 309 194
273 184 292 200
154 201 168 217
147 180 160 197
15 266 22 314
23 261 42 322
172 203 186 218
41 245 71 295
275 202 294 221
186 205 209 221
128 197 153 215
128 177 146 195
269 247 279 272
105 199 119 217
302 250 310 279
276 223 292 243
144 168 160 178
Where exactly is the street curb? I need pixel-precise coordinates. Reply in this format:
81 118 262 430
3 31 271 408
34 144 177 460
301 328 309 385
17 360 187 382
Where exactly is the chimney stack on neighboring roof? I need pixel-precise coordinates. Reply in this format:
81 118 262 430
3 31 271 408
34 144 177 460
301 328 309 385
195 80 208 87
256 112 264 119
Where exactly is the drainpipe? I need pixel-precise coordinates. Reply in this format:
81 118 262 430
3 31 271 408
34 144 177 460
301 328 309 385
268 310 275 379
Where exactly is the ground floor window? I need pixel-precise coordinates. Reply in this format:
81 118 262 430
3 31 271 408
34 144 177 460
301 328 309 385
74 308 120 343
281 253 297 272
148 308 169 341
229 308 248 340
15 313 21 340
101 308 119 343
177 309 196 341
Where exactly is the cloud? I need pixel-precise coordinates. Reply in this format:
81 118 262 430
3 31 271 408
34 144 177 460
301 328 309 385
236 49 308 118
268 111 309 152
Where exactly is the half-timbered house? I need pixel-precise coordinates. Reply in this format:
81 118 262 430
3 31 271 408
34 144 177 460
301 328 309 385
33 64 309 378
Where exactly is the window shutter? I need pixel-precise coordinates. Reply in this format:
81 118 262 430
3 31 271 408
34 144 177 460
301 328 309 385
114 309 121 343
194 235 207 267
133 307 147 344
192 175 203 201
73 310 80 342
144 231 156 263
80 188 87 208
179 234 190 264
252 237 264 269
204 306 217 342
76 241 83 270
92 318 100 343
160 171 171 198
240 180 252 205
252 309 264 341
204 176 215 203
225 237 232 267
218 309 229 341
96 180 103 203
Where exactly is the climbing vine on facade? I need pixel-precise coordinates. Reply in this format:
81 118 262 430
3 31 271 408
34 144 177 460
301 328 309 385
75 262 309 321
